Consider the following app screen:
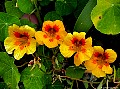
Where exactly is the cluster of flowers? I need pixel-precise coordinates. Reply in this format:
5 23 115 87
4 20 117 78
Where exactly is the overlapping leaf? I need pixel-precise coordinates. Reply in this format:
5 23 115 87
5 1 24 18
0 52 20 89
17 0 34 14
0 12 20 41
74 0 97 32
21 66 45 89
66 66 85 79
55 0 77 16
91 0 120 34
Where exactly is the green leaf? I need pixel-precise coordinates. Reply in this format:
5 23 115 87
5 1 24 18
0 52 20 89
0 12 20 41
113 65 116 82
21 65 45 89
55 0 77 16
57 53 64 63
116 68 120 81
46 80 64 89
17 0 34 14
20 19 36 28
74 0 97 32
44 11 63 21
0 82 9 89
83 82 88 89
39 0 50 6
91 0 120 34
97 79 104 89
74 0 89 18
66 66 85 79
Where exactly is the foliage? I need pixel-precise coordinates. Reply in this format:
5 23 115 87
0 0 120 89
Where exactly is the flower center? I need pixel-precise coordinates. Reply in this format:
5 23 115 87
44 25 59 37
70 37 86 51
93 52 109 67
14 32 30 47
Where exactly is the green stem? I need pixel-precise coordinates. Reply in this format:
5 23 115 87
34 0 42 26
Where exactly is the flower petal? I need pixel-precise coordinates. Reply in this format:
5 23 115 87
92 66 106 78
42 21 53 32
4 37 18 54
35 31 44 45
26 38 36 54
74 51 93 66
85 37 92 47
14 47 26 60
105 49 117 63
43 38 58 48
81 47 93 60
20 25 36 37
74 53 82 66
73 32 86 40
84 59 97 70
63 33 73 45
93 46 104 54
102 65 113 74
9 24 20 37
53 20 65 32
60 44 75 57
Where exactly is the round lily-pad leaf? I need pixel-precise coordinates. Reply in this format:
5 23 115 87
91 0 120 34
55 0 77 16
44 11 63 21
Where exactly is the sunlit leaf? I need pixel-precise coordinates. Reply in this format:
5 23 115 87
55 0 77 16
0 52 20 89
66 66 85 79
0 12 20 41
74 0 97 32
44 11 63 21
5 1 24 18
91 0 120 34
21 65 45 89
17 0 34 14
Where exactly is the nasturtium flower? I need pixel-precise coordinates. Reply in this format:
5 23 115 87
84 46 117 78
4 24 36 60
35 20 67 48
60 32 93 66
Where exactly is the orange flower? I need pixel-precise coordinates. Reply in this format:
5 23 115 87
4 24 36 60
35 20 67 48
60 32 93 66
84 46 117 78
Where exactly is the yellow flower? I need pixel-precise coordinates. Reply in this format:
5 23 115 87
35 20 67 48
4 24 36 60
60 32 93 66
84 46 117 78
